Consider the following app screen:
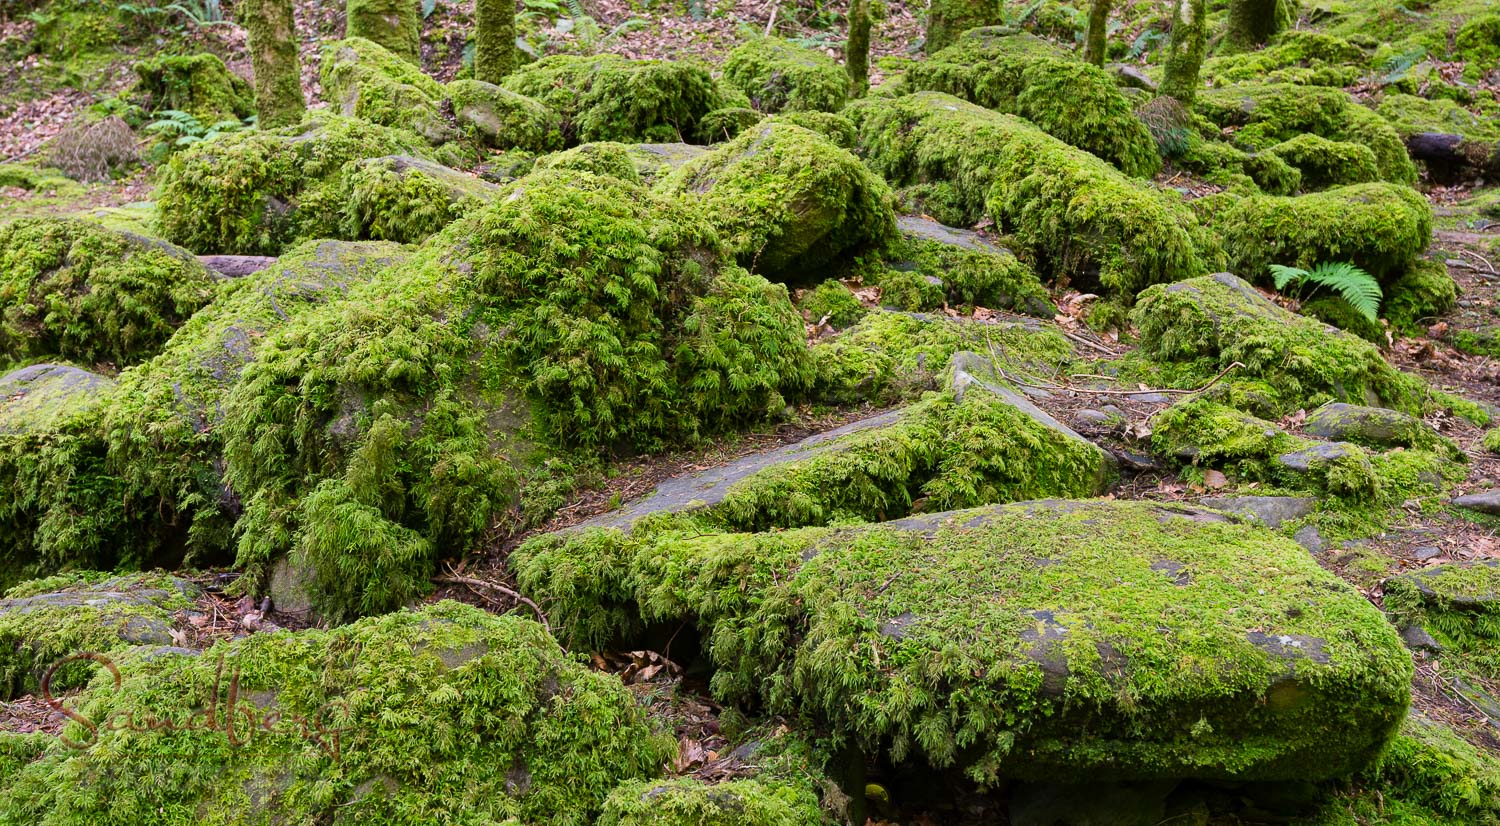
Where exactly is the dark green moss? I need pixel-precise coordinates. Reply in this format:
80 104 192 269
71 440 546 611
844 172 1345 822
925 0 1002 53
534 142 644 184
502 54 724 144
799 280 866 329
131 53 253 124
1384 258 1457 333
722 37 848 114
695 107 765 144
1263 133 1382 190
1205 31 1365 88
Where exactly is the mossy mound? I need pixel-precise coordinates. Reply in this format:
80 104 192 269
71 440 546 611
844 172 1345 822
621 143 710 184
925 0 1002 53
1197 84 1417 185
340 155 502 244
764 110 856 148
1262 133 1381 190
1203 31 1365 88
131 53 253 124
1455 13 1500 82
220 170 812 620
446 78 564 152
1386 561 1500 670
514 499 1411 784
1173 137 1303 196
600 777 827 825
659 122 897 277
872 216 1053 317
0 601 672 825
1384 258 1458 333
695 106 764 144
1131 273 1428 417
902 29 1161 178
798 280 866 328
534 141 644 183
1376 94 1500 143
1362 713 1500 824
847 92 1210 309
502 54 724 144
1212 183 1431 285
154 114 430 255
721 37 849 114
320 37 454 145
0 217 217 369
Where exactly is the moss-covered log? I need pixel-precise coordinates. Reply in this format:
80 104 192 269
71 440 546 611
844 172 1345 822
237 0 305 128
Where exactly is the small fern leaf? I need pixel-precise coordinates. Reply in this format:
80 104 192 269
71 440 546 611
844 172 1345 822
1307 262 1382 323
1268 264 1308 292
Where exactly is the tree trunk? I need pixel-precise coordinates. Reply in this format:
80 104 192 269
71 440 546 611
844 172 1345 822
1084 0 1113 67
1225 0 1296 51
346 0 423 64
925 0 1000 54
239 0 305 128
846 0 871 98
1159 0 1206 104
475 0 516 84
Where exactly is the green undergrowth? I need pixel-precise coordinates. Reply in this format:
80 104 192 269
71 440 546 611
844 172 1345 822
1204 31 1367 88
798 281 866 329
1324 713 1500 825
502 54 724 144
1262 134 1381 190
722 37 848 114
1385 561 1500 676
863 224 1054 317
601 777 827 825
131 53 253 125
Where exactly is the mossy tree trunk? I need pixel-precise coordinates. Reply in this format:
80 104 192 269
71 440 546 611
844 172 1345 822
1159 0 1206 104
845 0 871 98
1225 0 1296 51
475 0 516 84
1084 0 1113 67
346 0 423 64
925 0 1000 54
239 0 305 128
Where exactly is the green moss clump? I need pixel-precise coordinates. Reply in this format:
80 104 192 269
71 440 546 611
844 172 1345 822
341 155 500 243
902 29 1161 178
131 53 253 124
1212 183 1432 286
1376 94 1500 143
1263 133 1381 190
1174 138 1302 195
764 111 856 148
534 142 644 184
847 92 1211 307
0 217 216 369
694 107 764 144
154 114 430 255
799 280 866 329
29 0 123 60
722 37 849 114
659 122 897 277
1300 296 1385 344
345 0 422 63
1204 31 1366 88
503 54 724 143
446 78 563 151
1366 714 1500 823
320 37 454 144
1385 258 1457 333
1456 14 1500 82
876 219 1053 316
1385 561 1500 673
600 778 827 825
0 601 672 825
1198 84 1418 185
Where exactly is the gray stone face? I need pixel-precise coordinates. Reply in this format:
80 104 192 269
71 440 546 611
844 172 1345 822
1275 442 1359 473
0 364 116 434
1304 402 1434 449
1452 489 1500 515
1293 524 1327 554
1199 495 1317 528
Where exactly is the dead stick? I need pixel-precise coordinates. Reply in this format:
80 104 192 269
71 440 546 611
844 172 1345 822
434 571 550 632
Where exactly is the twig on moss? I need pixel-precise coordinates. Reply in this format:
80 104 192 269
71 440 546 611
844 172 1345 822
434 568 550 631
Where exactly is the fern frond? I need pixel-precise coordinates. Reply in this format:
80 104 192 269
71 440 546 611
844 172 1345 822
1305 262 1382 322
1268 264 1308 292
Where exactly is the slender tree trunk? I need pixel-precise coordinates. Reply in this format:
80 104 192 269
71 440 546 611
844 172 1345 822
846 0 871 98
1084 0 1113 67
346 0 423 64
239 0 306 128
475 0 516 84
1225 0 1296 51
1160 0 1206 104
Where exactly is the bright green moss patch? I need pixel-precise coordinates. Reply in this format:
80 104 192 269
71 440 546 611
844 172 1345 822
1263 134 1381 190
694 106 764 144
446 78 563 151
1367 714 1500 824
340 155 501 243
659 122 896 277
1385 258 1458 333
154 114 430 255
1204 31 1366 88
847 92 1210 307
799 280 866 329
1456 14 1500 81
901 29 1161 178
601 777 827 825
0 601 672 825
503 54 724 143
764 111 856 148
722 37 848 114
514 499 1411 784
875 218 1053 316
320 37 454 145
1377 94 1500 143
0 217 216 369
534 141 644 183
1485 428 1500 453
1386 561 1500 673
131 53 253 124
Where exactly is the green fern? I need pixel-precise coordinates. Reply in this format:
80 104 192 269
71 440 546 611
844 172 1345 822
1270 262 1383 323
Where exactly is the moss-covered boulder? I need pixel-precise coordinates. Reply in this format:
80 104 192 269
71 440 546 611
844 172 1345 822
878 216 1053 316
901 29 1161 178
446 78 563 151
765 110 856 148
0 572 195 698
340 155 502 243
0 218 217 369
219 170 812 620
1262 133 1381 190
1455 13 1500 82
1303 402 1442 450
131 53 253 124
622 143 711 184
658 122 896 277
513 499 1411 784
1361 713 1500 824
694 106 764 144
1202 30 1366 88
502 54 724 144
154 114 430 255
533 141 644 183
319 37 455 145
847 92 1211 309
1376 93 1500 183
1386 561 1500 660
1212 183 1431 285
721 37 848 114
0 601 671 825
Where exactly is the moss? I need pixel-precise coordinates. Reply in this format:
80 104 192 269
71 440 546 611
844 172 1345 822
154 114 430 255
659 122 896 277
1174 138 1301 196
1485 428 1500 454
901 30 1161 178
513 499 1411 784
1361 714 1500 824
1212 183 1432 286
238 0 306 128
345 0 422 64
799 280 866 329
1263 133 1381 190
847 92 1211 307
926 0 1000 53
873 269 945 312
503 54 724 144
320 37 454 144
0 163 77 193
764 111 856 148
131 53 254 124
1384 258 1457 333
1300 296 1385 344
1385 561 1500 675
1198 84 1418 185
1455 13 1500 81
1159 0 1207 105
445 78 562 152
1376 94 1500 143
0 601 672 825
534 142 644 184
695 107 764 144
722 37 848 114
1205 31 1366 88
475 0 517 83
600 778 827 825
873 221 1053 316
0 217 217 369
340 155 500 243
29 0 122 60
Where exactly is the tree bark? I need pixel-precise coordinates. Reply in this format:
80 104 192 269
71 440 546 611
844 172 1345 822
1159 0 1206 104
475 0 516 84
1084 0 1113 67
846 0 871 98
239 0 306 128
1225 0 1296 51
346 0 423 64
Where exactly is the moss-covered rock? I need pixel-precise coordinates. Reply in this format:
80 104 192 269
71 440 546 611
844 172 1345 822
345 0 422 64
764 110 856 148
1198 84 1417 185
1381 259 1456 334
1303 402 1446 451
340 155 502 243
1203 31 1366 88
694 106 764 144
658 122 896 277
847 92 1211 309
1262 133 1381 190
319 37 455 145
445 78 563 151
0 601 672 825
534 141 644 183
901 29 1161 178
131 53 253 124
876 216 1053 316
621 143 711 184
513 499 1411 784
721 37 848 114
502 54 724 144
154 114 430 255
600 777 827 825
1386 560 1500 665
0 217 217 369
1375 93 1500 183
1174 138 1302 196
798 279 865 329
1212 183 1431 286
1362 713 1500 824
1455 13 1500 82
